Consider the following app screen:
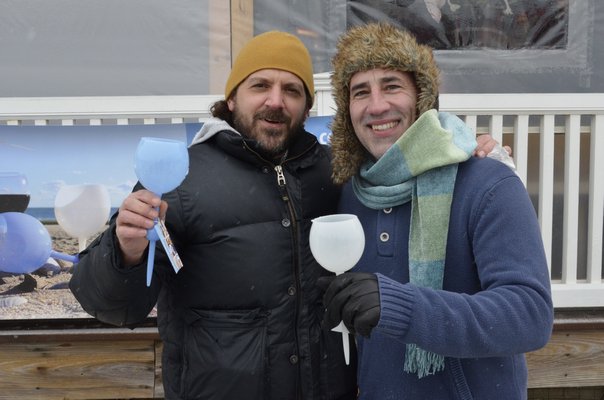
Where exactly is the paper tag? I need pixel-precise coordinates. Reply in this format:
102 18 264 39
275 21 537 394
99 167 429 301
155 219 183 274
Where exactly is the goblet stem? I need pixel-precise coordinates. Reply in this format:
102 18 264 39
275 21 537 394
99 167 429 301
77 236 88 253
342 329 350 365
330 272 351 365
146 239 156 286
50 250 79 264
333 322 350 365
146 210 160 287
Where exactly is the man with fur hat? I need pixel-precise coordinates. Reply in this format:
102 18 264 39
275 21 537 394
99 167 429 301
70 31 358 399
318 23 553 399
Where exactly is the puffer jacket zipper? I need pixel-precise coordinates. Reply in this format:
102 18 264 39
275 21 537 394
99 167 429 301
274 163 303 399
242 139 317 399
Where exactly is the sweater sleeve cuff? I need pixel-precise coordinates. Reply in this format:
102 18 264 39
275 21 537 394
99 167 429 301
375 273 415 338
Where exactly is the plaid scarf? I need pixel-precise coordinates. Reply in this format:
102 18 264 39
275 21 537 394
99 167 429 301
352 110 476 378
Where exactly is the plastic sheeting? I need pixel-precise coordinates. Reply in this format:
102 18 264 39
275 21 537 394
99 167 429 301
0 0 209 97
0 0 602 96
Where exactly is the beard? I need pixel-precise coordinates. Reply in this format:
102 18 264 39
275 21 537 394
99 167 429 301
232 107 306 158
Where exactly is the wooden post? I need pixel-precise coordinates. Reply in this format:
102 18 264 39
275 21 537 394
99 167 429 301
208 1 232 94
230 0 254 65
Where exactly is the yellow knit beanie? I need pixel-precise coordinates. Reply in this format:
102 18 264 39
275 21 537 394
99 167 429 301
224 31 314 103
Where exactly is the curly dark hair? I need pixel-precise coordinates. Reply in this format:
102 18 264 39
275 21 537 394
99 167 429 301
210 100 234 125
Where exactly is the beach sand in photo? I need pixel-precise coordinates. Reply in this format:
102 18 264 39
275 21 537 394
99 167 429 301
0 224 99 320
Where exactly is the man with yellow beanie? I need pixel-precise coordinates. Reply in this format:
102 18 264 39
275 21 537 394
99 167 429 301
70 30 357 399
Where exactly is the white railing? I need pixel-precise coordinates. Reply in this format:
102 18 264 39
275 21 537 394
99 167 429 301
0 95 219 126
1 79 603 309
438 93 604 309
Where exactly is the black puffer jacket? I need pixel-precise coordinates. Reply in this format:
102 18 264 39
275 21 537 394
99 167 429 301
70 127 357 400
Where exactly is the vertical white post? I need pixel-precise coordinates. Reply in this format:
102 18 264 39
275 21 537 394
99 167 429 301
561 115 581 284
539 115 555 275
513 114 529 186
587 115 604 283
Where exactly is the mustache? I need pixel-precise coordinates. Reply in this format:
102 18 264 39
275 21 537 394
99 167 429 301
254 109 291 125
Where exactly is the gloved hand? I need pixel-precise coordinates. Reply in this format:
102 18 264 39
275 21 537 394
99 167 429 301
317 272 380 338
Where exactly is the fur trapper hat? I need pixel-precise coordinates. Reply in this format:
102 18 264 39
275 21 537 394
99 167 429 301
330 23 440 184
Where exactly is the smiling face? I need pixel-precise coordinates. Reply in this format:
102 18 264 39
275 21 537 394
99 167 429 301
349 68 418 160
227 69 310 158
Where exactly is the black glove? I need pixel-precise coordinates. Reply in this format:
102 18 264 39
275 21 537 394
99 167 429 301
317 272 380 338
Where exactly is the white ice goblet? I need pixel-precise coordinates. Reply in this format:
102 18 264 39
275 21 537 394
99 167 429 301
309 213 366 365
54 184 111 252
134 137 189 287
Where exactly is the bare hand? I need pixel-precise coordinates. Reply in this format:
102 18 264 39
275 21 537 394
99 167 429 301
116 190 168 266
473 134 512 158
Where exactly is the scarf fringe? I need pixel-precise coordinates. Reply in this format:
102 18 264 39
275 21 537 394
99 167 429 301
404 344 446 379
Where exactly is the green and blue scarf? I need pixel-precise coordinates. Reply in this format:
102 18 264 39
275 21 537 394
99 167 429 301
352 110 476 378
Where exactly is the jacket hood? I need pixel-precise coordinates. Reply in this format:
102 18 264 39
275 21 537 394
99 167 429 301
330 23 441 184
189 118 237 146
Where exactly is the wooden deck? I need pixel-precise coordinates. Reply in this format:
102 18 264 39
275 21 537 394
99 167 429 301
526 309 604 389
0 319 163 400
0 310 603 399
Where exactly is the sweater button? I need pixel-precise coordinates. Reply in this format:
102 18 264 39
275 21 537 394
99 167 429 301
289 354 299 364
287 286 296 296
383 208 392 214
282 218 291 227
379 232 390 242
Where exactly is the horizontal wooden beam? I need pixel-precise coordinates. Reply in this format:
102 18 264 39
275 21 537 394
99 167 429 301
1 311 603 398
527 309 604 388
0 339 160 399
527 329 604 388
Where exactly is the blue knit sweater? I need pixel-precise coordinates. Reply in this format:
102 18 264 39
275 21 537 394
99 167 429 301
338 156 553 400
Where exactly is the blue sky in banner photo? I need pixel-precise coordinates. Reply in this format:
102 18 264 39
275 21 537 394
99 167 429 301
0 124 201 208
